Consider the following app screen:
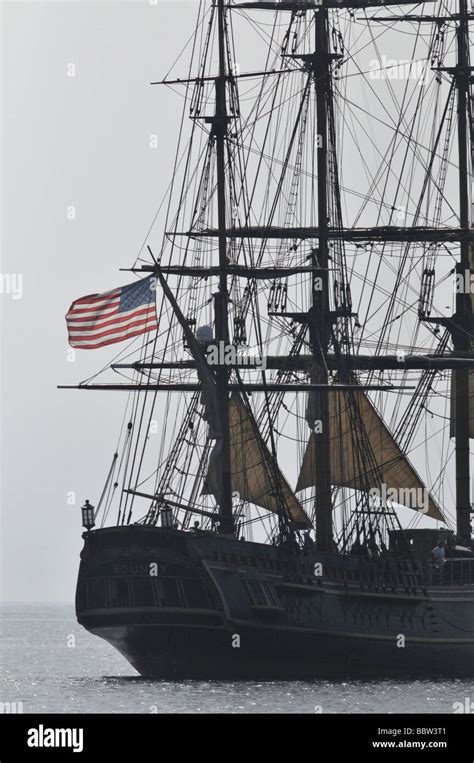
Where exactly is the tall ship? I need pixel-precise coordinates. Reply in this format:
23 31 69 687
62 0 474 678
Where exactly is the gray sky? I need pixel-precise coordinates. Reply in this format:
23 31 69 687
1 0 200 602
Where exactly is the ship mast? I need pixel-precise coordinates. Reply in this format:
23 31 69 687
214 0 234 535
312 7 333 551
453 0 472 545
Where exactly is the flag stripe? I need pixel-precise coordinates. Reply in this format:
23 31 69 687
69 317 158 346
66 301 121 317
66 277 158 350
73 290 121 306
69 323 157 350
68 313 157 342
68 315 158 345
67 304 152 330
67 307 120 321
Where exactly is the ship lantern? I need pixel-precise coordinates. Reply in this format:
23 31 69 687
81 500 95 531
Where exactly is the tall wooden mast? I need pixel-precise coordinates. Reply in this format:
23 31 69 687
312 7 333 551
214 0 234 535
453 0 472 544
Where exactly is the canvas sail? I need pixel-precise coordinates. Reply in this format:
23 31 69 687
297 386 445 522
204 394 311 526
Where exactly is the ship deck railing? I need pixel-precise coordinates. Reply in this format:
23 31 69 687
425 557 474 587
321 556 474 593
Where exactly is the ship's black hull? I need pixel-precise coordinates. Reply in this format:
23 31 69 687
76 525 474 679
83 621 474 680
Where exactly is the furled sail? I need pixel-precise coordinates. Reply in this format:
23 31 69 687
204 393 311 527
449 372 474 438
296 386 444 522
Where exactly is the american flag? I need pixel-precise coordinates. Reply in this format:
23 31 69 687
66 276 158 349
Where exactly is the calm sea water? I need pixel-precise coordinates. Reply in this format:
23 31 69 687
0 603 471 714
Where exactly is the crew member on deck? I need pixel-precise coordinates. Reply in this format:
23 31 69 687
430 541 445 581
431 540 446 565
